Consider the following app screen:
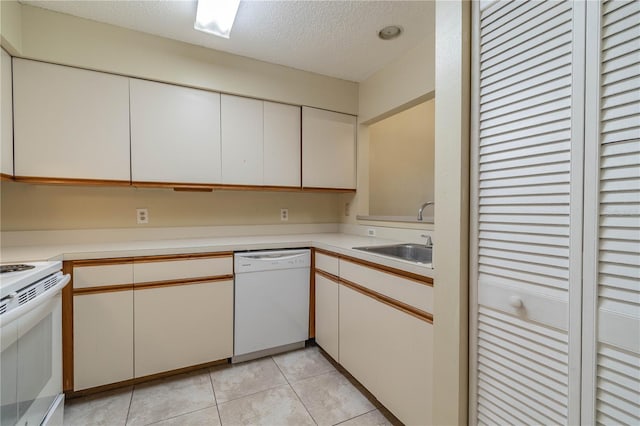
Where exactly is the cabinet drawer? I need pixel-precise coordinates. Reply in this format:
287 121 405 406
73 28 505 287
133 255 232 283
315 252 339 276
73 262 133 289
339 259 432 314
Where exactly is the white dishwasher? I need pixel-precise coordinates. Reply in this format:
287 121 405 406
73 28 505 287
233 249 310 362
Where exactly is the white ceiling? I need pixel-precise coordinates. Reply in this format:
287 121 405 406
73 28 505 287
21 0 435 82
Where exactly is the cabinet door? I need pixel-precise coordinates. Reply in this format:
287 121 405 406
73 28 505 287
582 1 640 423
221 95 263 185
13 59 130 182
134 280 233 377
74 291 133 390
314 273 339 361
339 284 432 425
264 101 301 187
130 79 222 184
302 107 356 189
1 49 12 177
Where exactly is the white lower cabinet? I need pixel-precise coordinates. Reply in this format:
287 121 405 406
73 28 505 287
314 273 339 361
73 290 134 391
339 285 433 426
134 280 233 377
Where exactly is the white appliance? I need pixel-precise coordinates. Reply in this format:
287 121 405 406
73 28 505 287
0 261 70 426
233 249 310 362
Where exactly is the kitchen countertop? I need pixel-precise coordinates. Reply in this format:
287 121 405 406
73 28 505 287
0 233 434 279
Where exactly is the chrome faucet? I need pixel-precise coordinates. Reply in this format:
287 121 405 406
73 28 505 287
417 201 434 221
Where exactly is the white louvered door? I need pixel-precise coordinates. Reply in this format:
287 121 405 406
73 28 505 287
582 0 640 424
470 0 585 424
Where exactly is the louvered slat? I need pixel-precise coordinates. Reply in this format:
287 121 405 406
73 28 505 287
594 1 640 424
474 1 575 423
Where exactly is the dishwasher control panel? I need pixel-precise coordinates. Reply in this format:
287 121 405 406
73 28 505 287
234 249 311 274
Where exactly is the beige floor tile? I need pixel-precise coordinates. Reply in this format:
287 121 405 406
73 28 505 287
126 370 215 426
337 410 393 426
210 357 287 403
217 385 315 426
64 386 132 426
291 371 375 426
273 346 336 382
150 406 221 426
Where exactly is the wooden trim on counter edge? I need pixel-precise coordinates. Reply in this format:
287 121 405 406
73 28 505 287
66 358 229 399
73 284 133 295
62 261 74 393
314 248 433 286
315 269 340 283
132 252 233 263
14 176 131 186
309 249 315 338
340 278 433 324
0 173 13 181
134 275 233 290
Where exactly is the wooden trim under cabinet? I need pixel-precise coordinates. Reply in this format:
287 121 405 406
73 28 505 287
315 248 433 286
132 181 302 192
302 186 356 193
0 173 13 181
14 176 131 186
71 257 135 267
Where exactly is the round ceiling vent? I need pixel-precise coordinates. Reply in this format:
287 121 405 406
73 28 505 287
378 25 403 40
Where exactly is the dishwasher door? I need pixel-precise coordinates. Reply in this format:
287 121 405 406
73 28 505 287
234 250 310 360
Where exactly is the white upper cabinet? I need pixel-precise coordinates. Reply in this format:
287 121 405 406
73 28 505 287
13 59 130 182
263 101 301 187
130 79 222 184
1 49 12 178
221 94 264 185
302 107 356 189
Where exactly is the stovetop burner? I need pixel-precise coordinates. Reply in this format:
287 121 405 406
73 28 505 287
1 264 36 273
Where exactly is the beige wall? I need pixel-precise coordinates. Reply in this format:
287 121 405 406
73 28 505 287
13 4 358 114
0 0 22 54
369 100 435 216
342 33 435 227
433 1 470 425
0 181 340 231
359 37 435 125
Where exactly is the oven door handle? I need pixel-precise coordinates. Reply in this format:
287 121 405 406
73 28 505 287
1 274 70 326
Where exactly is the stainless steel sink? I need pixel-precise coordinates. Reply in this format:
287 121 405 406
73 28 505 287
353 243 433 264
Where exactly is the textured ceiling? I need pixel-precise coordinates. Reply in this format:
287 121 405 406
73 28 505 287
21 0 435 82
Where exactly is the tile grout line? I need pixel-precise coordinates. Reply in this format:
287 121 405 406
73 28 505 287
271 355 319 426
124 386 135 426
332 408 379 426
208 367 224 426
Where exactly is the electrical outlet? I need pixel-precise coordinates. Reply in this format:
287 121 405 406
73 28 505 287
344 202 351 216
367 228 376 237
280 208 289 221
136 208 149 224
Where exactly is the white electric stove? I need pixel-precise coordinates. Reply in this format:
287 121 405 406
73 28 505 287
0 260 70 426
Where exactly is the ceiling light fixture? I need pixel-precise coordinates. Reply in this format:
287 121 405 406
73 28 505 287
378 25 403 40
194 0 241 39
